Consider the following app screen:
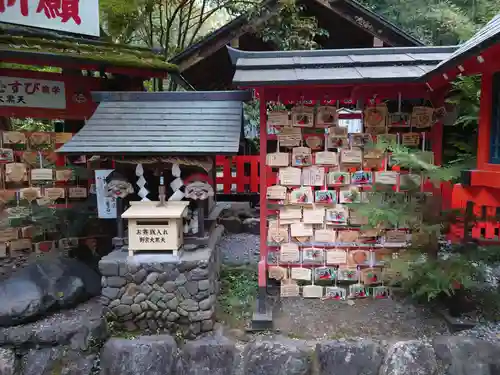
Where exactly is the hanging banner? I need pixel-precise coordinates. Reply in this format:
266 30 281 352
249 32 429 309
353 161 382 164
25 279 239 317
0 69 99 120
95 169 117 219
0 0 100 37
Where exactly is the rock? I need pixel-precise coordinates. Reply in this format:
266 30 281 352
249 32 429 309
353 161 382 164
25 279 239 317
178 307 189 317
243 218 260 235
0 348 15 375
177 286 191 299
147 320 158 331
139 283 153 295
22 347 96 375
380 340 438 375
107 276 127 288
316 340 385 375
146 301 159 311
146 273 159 284
166 297 179 311
113 305 131 318
180 299 199 312
190 268 209 281
201 320 214 332
149 291 163 304
188 310 213 322
99 260 119 277
163 282 176 293
433 336 500 375
102 287 120 300
198 280 210 291
220 216 242 233
186 281 199 295
0 256 101 327
100 335 177 375
131 304 142 315
199 296 214 311
243 337 311 375
157 301 167 309
175 274 187 286
177 336 237 375
163 293 176 302
121 295 134 305
133 269 147 284
140 301 148 311
134 293 147 304
167 312 179 322
101 277 107 288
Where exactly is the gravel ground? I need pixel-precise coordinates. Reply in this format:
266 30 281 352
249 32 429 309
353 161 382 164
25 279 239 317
455 323 500 343
217 233 451 340
218 233 260 265
273 296 449 340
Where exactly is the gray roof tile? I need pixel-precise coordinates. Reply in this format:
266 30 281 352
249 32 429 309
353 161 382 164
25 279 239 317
58 91 251 155
228 46 456 86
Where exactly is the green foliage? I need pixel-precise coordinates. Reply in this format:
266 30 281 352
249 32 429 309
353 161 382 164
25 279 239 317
390 251 478 301
10 118 54 133
218 265 258 326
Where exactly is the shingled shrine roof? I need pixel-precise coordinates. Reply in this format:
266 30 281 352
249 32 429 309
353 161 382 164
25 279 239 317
57 91 252 155
228 45 457 86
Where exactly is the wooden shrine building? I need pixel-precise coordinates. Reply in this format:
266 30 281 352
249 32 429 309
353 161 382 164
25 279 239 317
170 0 423 91
422 14 500 243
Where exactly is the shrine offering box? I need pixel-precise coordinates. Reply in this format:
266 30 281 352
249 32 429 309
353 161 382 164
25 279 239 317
122 201 190 256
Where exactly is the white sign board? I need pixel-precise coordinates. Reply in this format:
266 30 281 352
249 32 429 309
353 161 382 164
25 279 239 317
95 169 117 219
0 76 66 109
0 0 100 37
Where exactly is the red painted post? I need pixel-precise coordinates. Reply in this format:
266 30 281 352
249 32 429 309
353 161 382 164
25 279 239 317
258 89 268 292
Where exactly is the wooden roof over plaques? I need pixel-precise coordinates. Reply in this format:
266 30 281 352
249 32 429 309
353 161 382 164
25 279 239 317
228 45 457 86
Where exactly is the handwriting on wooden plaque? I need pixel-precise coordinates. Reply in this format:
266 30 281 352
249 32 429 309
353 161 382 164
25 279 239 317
279 206 302 221
44 187 65 201
327 171 350 186
302 284 324 298
280 243 300 262
5 163 27 182
302 166 325 186
292 147 312 167
31 168 53 181
291 267 312 281
305 135 323 150
266 185 287 200
314 228 336 243
268 110 290 127
326 205 348 224
279 167 302 186
268 266 287 280
315 189 336 204
338 230 360 244
266 152 290 167
375 171 398 185
315 151 338 166
2 131 26 144
55 132 74 144
291 223 314 237
411 106 434 128
55 169 74 182
280 280 300 297
69 187 88 199
340 148 362 164
277 127 302 147
0 148 13 163
303 207 325 224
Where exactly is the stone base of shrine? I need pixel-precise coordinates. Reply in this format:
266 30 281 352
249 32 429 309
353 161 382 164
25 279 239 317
99 225 223 339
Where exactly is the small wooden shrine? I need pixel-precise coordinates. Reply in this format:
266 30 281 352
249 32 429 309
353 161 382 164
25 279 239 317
228 44 455 329
58 90 252 250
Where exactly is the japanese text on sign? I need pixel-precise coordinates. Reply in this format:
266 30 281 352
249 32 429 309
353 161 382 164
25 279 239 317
135 228 169 244
0 76 66 109
0 0 99 36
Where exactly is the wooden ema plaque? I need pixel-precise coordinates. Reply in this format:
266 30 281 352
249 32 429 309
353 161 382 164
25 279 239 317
122 201 190 256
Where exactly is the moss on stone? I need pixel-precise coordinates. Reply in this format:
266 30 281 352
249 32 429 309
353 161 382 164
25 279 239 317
0 35 178 72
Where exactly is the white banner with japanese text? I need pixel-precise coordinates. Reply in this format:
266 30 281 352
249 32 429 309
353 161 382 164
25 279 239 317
0 0 100 37
0 76 66 109
95 170 117 219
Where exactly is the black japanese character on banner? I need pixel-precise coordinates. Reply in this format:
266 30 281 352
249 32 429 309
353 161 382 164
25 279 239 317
17 96 26 104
